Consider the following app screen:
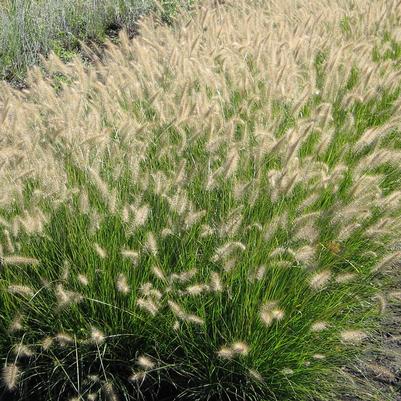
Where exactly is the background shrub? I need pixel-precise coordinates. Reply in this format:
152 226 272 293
0 0 196 83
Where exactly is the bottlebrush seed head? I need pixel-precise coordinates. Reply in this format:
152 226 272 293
309 270 331 290
185 314 205 325
3 255 39 266
130 371 146 382
116 273 130 294
136 355 155 370
9 315 23 333
335 273 357 283
13 344 34 358
340 330 368 343
217 346 234 359
94 243 107 259
310 321 328 332
248 369 264 382
91 327 105 345
2 363 20 390
8 285 34 297
77 274 89 286
41 337 54 350
231 341 249 356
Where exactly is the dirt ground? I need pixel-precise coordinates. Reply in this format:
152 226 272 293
342 280 401 401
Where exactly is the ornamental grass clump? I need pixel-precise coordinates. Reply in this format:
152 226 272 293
1 0 401 400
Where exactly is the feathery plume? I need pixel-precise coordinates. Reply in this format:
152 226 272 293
249 265 266 281
145 232 158 256
217 346 234 359
137 298 159 316
260 301 284 326
169 269 197 283
185 314 205 325
61 260 70 281
295 246 315 264
293 223 319 243
212 242 246 262
210 272 223 292
55 333 74 346
0 216 10 228
389 291 401 301
167 300 187 319
89 210 103 234
79 189 90 214
338 222 362 242
185 210 207 228
77 274 89 286
246 223 263 232
248 368 264 382
137 356 155 370
335 273 357 283
148 288 162 300
91 327 105 345
9 315 23 333
200 224 214 237
139 282 153 296
116 273 130 294
270 247 287 258
2 363 19 390
281 368 294 375
151 265 165 281
55 284 83 308
88 375 100 383
3 229 15 254
219 209 244 238
102 382 118 401
231 341 249 356
186 284 209 296
311 321 328 332
161 227 174 237
275 260 293 269
122 206 130 223
94 243 107 259
222 257 237 273
129 371 146 382
340 330 368 343
134 205 150 227
309 270 331 290
3 255 39 266
121 249 140 264
8 285 34 297
41 337 53 350
13 344 33 358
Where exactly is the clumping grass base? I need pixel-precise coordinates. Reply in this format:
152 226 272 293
1 0 401 400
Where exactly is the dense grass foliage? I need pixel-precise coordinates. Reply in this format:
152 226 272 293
0 0 195 83
1 0 401 400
